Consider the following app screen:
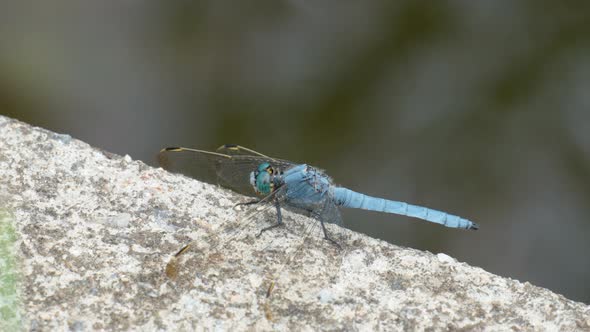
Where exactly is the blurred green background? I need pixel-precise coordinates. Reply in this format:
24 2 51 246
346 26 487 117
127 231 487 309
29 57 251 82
1 1 589 303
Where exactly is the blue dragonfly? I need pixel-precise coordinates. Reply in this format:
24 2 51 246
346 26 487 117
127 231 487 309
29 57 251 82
159 144 478 279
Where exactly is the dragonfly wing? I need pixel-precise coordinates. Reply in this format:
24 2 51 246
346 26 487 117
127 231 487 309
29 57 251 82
159 146 299 197
158 147 219 185
313 195 344 227
263 196 343 298
216 144 272 158
217 144 301 171
166 185 290 278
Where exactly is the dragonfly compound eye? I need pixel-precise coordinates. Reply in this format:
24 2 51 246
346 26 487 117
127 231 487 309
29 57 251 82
255 171 272 195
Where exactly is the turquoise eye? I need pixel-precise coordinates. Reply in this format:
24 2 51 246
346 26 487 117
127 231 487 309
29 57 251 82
256 171 271 195
250 162 273 195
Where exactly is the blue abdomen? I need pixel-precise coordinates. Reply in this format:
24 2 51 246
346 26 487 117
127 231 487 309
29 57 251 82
332 187 478 230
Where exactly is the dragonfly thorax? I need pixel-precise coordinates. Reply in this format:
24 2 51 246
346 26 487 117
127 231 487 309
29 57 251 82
250 162 284 195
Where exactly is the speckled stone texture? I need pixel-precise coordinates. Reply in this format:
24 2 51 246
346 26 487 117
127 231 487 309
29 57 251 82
0 115 588 331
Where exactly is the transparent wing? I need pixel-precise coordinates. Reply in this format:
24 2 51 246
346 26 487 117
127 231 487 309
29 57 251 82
216 144 300 170
166 186 285 279
166 178 316 278
265 211 322 298
158 146 298 197
282 182 344 227
313 195 344 227
265 193 344 297
216 144 271 157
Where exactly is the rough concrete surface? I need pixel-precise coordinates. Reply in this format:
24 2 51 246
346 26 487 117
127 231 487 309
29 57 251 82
0 115 588 331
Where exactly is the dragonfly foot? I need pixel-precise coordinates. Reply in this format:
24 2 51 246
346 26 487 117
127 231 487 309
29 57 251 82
234 199 261 209
324 236 342 250
256 223 283 238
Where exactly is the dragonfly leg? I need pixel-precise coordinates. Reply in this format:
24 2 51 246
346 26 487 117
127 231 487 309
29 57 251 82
320 220 342 250
256 198 284 238
234 199 261 208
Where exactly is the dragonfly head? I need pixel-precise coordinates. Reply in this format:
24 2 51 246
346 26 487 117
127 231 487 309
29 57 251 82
250 162 275 195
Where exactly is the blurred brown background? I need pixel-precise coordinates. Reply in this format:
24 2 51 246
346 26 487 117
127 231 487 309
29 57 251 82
1 1 589 303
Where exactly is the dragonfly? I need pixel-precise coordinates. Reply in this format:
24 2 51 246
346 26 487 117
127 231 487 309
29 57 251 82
159 144 478 282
